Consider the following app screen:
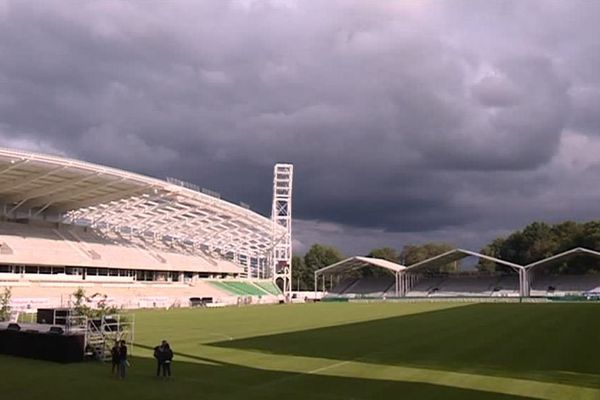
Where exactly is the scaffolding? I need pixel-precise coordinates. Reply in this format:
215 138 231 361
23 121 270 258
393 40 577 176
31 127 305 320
63 311 135 361
271 164 294 295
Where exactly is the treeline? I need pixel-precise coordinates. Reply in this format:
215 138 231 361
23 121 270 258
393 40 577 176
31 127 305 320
479 221 600 273
292 220 600 290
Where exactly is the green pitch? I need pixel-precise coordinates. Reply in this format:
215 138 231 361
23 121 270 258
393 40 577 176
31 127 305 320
2 302 600 400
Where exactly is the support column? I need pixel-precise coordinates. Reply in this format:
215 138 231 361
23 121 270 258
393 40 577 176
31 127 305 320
521 268 530 297
518 269 525 297
401 274 405 295
271 164 294 295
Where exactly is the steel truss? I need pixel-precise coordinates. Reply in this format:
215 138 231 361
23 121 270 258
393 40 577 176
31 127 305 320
271 164 294 294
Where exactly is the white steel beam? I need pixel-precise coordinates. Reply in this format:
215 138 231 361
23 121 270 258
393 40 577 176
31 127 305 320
3 172 103 206
57 185 155 211
271 164 293 295
0 158 29 175
0 165 67 194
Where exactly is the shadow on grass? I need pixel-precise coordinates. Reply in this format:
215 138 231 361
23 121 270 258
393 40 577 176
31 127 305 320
210 302 600 389
0 353 538 400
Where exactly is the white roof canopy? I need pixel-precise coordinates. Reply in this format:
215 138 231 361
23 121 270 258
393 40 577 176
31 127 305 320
404 249 524 272
0 147 282 258
525 247 600 270
315 256 406 276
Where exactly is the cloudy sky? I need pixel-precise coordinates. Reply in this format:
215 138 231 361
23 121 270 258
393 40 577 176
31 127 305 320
1 0 600 255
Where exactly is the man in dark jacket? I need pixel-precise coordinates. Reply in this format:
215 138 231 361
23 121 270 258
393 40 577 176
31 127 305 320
110 343 120 375
118 340 128 379
162 342 173 378
154 340 174 378
153 341 165 377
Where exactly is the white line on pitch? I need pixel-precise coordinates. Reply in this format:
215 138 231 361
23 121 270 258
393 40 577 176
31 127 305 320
306 360 352 375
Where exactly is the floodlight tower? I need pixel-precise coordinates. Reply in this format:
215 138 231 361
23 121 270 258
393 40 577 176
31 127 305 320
271 163 293 295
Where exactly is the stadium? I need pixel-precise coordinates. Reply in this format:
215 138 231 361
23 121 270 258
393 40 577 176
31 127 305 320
1 147 599 400
0 147 292 312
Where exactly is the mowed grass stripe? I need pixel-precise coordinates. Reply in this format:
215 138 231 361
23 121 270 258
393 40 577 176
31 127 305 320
1 302 599 400
134 302 463 345
212 303 600 385
228 352 600 400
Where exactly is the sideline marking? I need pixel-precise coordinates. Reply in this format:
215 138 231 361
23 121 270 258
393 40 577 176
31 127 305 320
307 360 352 375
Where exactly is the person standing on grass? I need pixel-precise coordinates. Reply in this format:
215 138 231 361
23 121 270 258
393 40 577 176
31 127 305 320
154 340 166 377
118 340 129 379
111 342 120 376
161 342 173 379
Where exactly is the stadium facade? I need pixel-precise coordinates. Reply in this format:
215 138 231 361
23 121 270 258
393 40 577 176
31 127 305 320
0 147 292 311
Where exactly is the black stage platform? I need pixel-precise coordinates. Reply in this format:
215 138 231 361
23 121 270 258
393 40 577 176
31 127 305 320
0 322 84 363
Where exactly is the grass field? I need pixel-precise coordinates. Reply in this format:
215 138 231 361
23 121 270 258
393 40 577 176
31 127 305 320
1 302 600 400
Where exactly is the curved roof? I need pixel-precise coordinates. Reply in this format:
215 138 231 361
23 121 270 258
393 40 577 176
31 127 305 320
315 256 406 276
525 247 600 270
404 249 524 272
0 147 281 258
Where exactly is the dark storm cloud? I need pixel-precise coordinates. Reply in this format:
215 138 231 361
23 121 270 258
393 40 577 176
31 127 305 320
0 0 599 253
569 88 600 135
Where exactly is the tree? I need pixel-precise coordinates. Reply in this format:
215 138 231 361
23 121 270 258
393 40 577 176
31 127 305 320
479 220 600 273
551 221 582 251
478 237 506 271
304 244 343 290
362 247 400 277
0 287 11 322
291 254 308 291
400 243 454 265
72 287 91 317
72 287 118 318
367 247 400 262
400 242 457 272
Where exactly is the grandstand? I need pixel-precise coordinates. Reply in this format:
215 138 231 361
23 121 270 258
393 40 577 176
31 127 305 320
320 250 524 299
525 247 600 297
414 274 520 298
0 147 288 311
329 277 397 299
316 256 404 298
320 247 600 299
400 249 524 298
